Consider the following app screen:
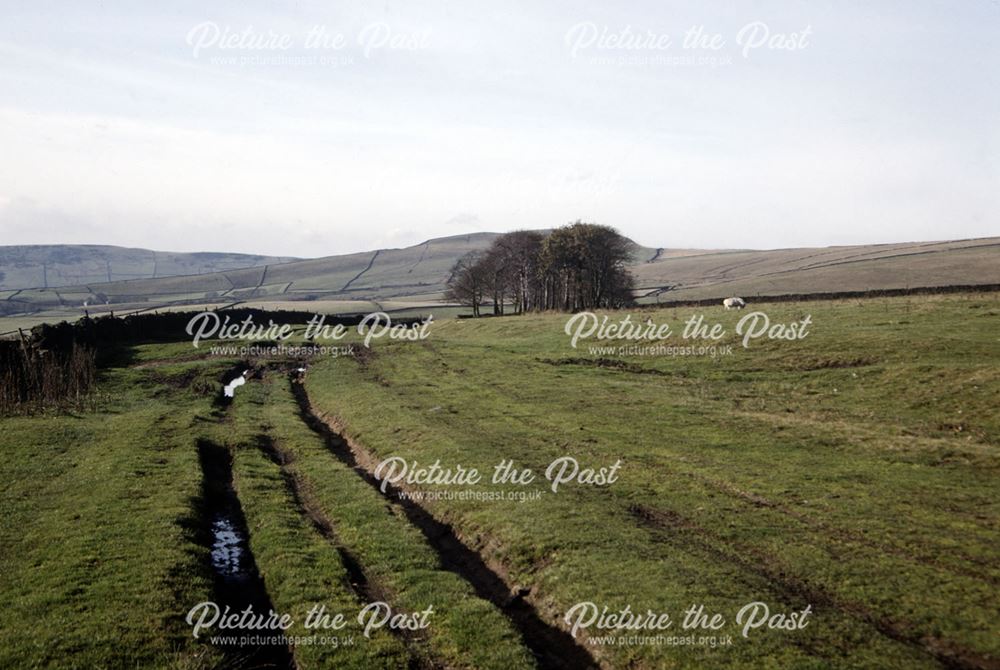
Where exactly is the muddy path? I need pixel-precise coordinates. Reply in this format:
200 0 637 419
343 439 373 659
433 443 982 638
197 437 296 670
254 433 435 670
288 375 600 670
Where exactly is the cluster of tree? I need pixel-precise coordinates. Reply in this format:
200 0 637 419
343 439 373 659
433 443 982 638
445 222 637 315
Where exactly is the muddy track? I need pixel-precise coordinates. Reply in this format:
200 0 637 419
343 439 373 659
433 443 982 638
629 504 999 670
196 437 296 670
288 376 601 670
254 433 435 670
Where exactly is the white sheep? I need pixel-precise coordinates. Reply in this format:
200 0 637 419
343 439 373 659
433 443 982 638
723 297 746 310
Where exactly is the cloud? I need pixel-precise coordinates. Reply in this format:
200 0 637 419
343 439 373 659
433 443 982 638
443 213 482 229
0 1 996 255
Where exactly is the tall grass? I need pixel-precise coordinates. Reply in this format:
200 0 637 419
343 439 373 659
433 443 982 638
0 340 96 414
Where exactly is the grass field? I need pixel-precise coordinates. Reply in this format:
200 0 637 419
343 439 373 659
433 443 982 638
0 293 997 668
0 359 229 668
301 293 1000 668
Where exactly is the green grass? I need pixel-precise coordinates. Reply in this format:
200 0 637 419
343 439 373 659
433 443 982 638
223 374 536 669
0 362 227 669
302 293 1000 668
1 293 997 669
201 393 413 669
0 344 533 669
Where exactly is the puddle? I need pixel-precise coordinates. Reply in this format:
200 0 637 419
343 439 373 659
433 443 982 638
197 438 294 669
209 515 250 580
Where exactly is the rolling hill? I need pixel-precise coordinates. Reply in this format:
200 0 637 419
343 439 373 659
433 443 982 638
1 234 998 328
0 245 298 291
633 237 1000 301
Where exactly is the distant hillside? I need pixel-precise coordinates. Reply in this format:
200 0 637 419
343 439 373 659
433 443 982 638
2 234 998 322
0 232 655 315
633 237 1000 302
0 245 298 291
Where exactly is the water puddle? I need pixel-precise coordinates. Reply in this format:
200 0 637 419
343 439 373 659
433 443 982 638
197 438 294 669
209 515 250 580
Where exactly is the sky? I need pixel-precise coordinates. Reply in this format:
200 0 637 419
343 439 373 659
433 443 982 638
0 0 997 257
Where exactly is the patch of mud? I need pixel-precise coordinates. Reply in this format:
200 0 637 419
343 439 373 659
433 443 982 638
146 368 215 397
197 438 295 669
795 356 878 371
348 347 391 386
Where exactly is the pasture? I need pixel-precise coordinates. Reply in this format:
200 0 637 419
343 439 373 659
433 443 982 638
0 293 997 669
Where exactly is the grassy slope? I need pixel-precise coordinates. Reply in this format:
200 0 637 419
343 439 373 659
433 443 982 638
5 236 998 329
303 293 1000 668
0 360 229 669
0 245 296 291
21 234 501 302
0 233 504 328
634 238 1000 300
223 375 536 669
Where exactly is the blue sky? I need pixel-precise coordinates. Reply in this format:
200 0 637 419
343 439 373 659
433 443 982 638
0 0 997 256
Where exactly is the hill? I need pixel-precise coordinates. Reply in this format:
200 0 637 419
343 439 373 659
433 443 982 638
634 237 1000 302
1 234 998 326
0 245 298 291
0 233 654 316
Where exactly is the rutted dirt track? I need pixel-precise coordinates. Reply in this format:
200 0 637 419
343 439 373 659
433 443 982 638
287 374 601 670
254 433 435 670
198 360 999 670
196 437 296 670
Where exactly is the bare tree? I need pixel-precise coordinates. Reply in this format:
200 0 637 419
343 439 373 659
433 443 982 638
449 223 635 316
491 230 545 314
444 252 488 317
